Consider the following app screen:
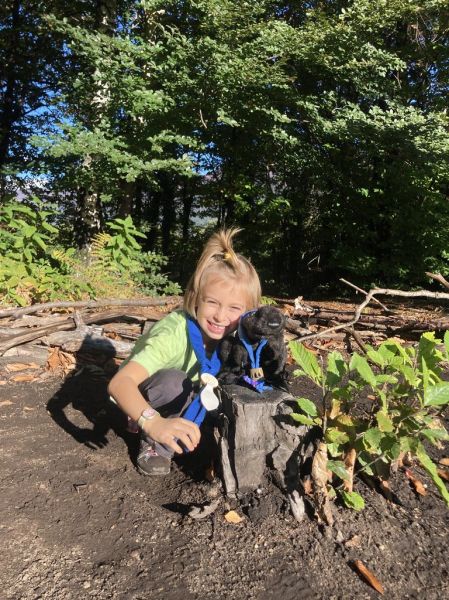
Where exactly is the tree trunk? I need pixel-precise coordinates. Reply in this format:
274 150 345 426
75 0 117 249
144 188 161 251
0 0 20 193
216 384 307 496
75 186 102 249
160 173 176 256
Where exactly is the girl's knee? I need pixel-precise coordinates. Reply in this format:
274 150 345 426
138 369 193 408
156 368 193 397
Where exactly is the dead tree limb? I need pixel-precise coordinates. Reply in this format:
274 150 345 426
339 279 389 311
0 296 180 319
296 287 449 344
0 310 161 355
425 272 449 291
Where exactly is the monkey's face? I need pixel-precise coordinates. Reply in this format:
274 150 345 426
241 306 286 343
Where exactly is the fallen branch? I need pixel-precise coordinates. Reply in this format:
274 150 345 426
0 296 180 319
296 287 449 344
339 278 389 311
285 318 312 337
425 272 449 291
0 310 160 355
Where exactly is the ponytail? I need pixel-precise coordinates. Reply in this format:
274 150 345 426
184 228 261 317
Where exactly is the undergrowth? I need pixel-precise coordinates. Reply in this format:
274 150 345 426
0 199 181 306
290 333 449 510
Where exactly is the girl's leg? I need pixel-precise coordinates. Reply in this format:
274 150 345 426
136 369 195 474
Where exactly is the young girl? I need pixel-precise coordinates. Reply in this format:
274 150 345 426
108 228 261 475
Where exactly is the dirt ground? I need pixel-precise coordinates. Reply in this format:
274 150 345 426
1 358 449 600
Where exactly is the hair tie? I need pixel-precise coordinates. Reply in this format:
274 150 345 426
223 252 232 261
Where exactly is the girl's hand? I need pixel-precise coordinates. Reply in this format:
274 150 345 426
142 414 201 454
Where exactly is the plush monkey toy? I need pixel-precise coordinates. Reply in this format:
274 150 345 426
219 305 288 391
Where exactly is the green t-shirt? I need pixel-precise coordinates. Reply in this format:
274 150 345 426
123 309 200 381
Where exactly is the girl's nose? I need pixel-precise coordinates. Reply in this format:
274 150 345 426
214 305 227 323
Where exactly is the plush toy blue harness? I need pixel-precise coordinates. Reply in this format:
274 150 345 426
237 310 272 393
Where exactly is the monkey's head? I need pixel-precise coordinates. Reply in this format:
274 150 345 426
239 305 286 343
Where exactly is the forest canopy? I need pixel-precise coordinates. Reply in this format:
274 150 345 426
1 0 449 297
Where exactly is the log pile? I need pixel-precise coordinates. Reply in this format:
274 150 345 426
1 284 448 367
0 297 181 366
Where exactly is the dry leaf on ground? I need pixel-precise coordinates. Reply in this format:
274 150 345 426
6 362 40 372
10 374 37 383
352 560 385 595
188 499 220 520
437 468 449 482
439 457 449 467
302 477 313 495
224 510 243 524
311 441 334 526
404 469 427 496
0 400 13 407
204 464 215 483
344 534 361 548
344 448 357 493
46 347 76 374
379 479 393 502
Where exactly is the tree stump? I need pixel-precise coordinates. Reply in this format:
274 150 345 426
215 384 307 497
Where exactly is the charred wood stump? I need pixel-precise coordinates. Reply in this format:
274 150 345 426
215 384 308 497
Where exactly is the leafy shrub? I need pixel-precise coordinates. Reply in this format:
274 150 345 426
0 201 180 306
290 333 449 509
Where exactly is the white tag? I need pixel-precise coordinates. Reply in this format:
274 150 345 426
200 383 219 411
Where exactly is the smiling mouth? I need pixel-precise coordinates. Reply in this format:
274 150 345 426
207 321 226 333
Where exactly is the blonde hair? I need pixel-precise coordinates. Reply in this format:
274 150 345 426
184 228 261 317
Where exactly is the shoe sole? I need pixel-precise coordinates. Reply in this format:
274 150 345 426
136 463 171 476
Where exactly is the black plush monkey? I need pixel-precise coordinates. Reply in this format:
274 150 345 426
219 305 288 390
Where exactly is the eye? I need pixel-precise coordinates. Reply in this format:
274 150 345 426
230 306 243 312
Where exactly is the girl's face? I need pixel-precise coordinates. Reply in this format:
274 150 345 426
196 277 247 346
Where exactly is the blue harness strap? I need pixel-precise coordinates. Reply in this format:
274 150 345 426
238 311 272 393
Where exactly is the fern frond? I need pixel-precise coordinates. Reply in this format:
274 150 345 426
91 232 111 257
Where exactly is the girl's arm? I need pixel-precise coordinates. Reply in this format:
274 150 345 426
108 361 200 454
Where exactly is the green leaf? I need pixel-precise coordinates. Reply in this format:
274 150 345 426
289 341 322 384
395 363 418 386
349 353 377 387
341 491 365 511
357 451 374 476
325 427 349 445
366 348 385 368
325 351 347 387
423 383 449 407
295 397 318 417
327 460 350 480
420 428 449 443
41 221 58 234
382 339 414 365
376 410 394 432
418 332 443 376
375 374 398 384
362 428 382 452
32 233 47 251
290 413 315 426
415 444 449 507
379 435 401 460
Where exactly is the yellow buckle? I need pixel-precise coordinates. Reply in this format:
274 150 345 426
250 367 264 380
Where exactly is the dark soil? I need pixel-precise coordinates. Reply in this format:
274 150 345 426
1 364 449 600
